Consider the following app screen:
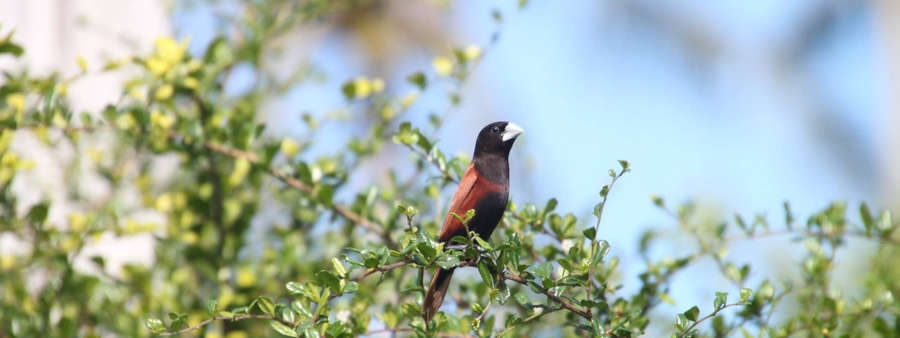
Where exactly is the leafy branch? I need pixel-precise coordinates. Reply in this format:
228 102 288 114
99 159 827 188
585 160 629 316
676 302 747 338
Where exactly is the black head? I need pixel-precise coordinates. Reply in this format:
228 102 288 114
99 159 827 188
473 121 524 159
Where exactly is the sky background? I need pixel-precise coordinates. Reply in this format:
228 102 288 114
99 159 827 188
172 0 890 333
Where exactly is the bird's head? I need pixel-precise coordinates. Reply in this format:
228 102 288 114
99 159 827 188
473 121 524 158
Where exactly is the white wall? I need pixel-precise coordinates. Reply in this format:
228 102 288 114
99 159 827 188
0 0 170 276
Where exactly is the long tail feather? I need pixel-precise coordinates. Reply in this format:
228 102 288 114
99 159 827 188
423 268 455 323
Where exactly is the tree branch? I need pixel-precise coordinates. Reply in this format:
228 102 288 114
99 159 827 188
586 166 626 317
196 136 397 248
502 273 592 320
402 144 459 184
677 302 746 338
156 314 277 336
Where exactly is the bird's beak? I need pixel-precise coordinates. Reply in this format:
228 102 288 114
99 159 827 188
502 122 524 142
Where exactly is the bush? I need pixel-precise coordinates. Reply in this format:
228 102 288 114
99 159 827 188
0 2 898 337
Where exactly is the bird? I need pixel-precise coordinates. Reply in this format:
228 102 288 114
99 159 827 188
422 121 524 323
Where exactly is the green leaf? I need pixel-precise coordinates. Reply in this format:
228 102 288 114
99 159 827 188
270 320 299 337
331 257 347 277
281 308 297 325
291 301 312 318
783 201 794 229
314 270 341 293
474 235 492 250
583 227 596 240
684 306 700 321
860 203 875 235
256 296 276 316
302 324 322 338
714 292 727 311
26 201 50 224
406 72 427 90
617 159 630 172
232 306 250 315
734 214 747 231
315 185 334 207
544 198 558 214
740 288 752 303
0 30 24 57
878 210 893 232
168 312 187 330
434 254 460 269
286 281 305 295
296 162 312 184
593 240 610 264
477 261 495 289
206 299 217 316
341 80 356 100
145 318 165 333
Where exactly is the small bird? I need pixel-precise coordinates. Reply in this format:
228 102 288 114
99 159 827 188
422 121 524 323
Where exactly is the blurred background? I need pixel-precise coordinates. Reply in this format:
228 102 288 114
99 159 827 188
1 0 896 335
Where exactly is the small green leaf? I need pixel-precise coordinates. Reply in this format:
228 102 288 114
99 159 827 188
206 299 217 316
464 209 476 223
331 257 347 277
593 240 610 264
0 30 24 57
477 261 495 289
714 292 727 311
291 301 312 318
740 288 752 303
281 309 296 325
315 270 341 293
878 210 893 232
26 201 50 224
684 306 700 321
474 235 492 250
583 227 596 240
270 320 299 337
651 194 665 208
860 203 874 235
783 201 794 229
315 185 334 207
303 324 322 338
168 312 187 330
734 214 747 231
434 254 460 269
617 159 629 171
286 281 305 295
406 72 427 90
145 318 165 333
232 306 249 315
544 198 558 214
256 296 276 316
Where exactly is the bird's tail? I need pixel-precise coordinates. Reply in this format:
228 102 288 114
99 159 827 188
423 267 455 323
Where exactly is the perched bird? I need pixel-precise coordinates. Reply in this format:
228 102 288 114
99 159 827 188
422 121 524 323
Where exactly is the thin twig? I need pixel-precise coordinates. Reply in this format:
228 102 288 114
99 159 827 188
196 136 397 248
676 302 746 338
403 144 459 184
156 314 277 336
502 274 591 320
586 170 624 317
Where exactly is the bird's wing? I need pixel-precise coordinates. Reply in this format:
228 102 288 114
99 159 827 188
438 164 489 242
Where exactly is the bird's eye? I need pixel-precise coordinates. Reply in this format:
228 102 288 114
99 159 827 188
491 126 500 133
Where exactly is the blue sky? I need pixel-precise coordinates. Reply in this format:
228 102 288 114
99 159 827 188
174 0 887 332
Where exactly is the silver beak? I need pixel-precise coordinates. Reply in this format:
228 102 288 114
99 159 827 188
502 122 524 142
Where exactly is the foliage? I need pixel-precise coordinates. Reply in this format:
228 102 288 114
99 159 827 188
1 2 899 337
